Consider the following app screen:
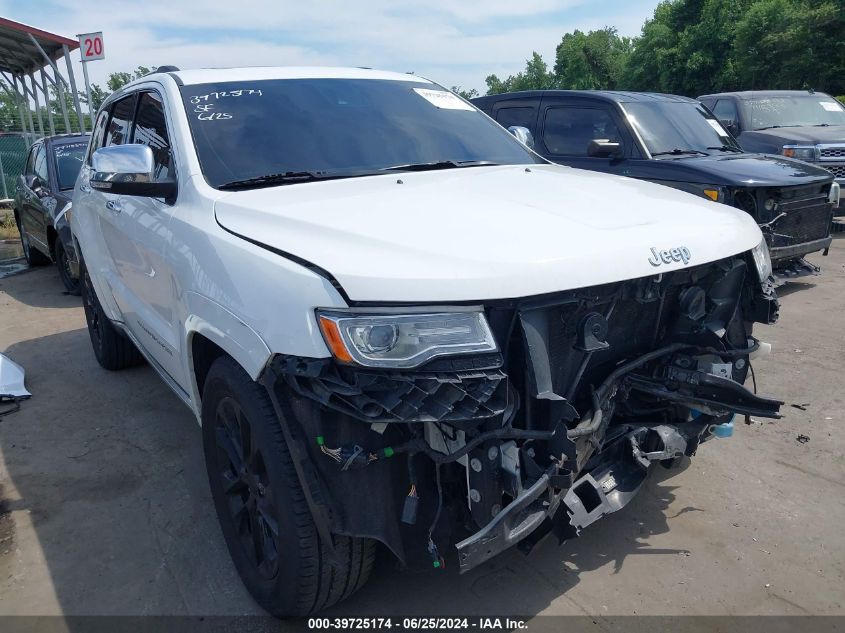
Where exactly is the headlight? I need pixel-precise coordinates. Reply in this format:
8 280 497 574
751 238 773 281
782 145 816 161
829 182 840 208
317 310 498 368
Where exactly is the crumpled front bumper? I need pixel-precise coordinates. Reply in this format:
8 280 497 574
455 423 692 573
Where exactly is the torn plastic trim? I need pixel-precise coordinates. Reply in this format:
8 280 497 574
625 369 783 419
454 423 689 572
0 353 31 399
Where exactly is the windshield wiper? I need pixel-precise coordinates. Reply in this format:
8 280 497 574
651 148 710 157
754 125 801 131
706 145 743 153
381 160 500 172
218 170 368 190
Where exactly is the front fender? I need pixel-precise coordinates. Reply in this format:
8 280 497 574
184 291 272 411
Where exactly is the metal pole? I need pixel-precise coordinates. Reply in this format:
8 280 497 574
54 68 71 133
0 150 8 199
62 44 85 133
11 75 30 145
30 73 45 137
81 59 96 131
18 74 36 142
40 68 55 136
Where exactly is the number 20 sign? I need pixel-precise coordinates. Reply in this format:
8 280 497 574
78 32 105 61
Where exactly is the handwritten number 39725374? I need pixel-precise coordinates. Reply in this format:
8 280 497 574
191 88 262 121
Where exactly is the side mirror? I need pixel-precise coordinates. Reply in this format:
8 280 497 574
508 125 535 150
91 145 176 202
23 174 41 192
587 139 622 158
719 119 739 136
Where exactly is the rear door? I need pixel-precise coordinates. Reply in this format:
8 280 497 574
489 97 541 138
79 94 143 321
537 96 638 176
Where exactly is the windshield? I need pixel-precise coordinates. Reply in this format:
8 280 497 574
624 101 739 157
181 78 541 188
53 142 87 190
747 95 845 130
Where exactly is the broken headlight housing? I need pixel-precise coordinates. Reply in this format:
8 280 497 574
750 237 773 281
317 309 497 368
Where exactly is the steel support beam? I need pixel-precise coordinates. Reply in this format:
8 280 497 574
10 74 30 144
30 73 44 137
62 44 85 133
40 68 55 136
28 32 71 132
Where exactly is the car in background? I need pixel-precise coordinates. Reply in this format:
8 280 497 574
698 90 845 185
14 134 90 293
472 91 840 276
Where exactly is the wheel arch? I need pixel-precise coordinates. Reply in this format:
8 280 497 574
184 291 272 415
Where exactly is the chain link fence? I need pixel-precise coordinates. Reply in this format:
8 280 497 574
0 133 29 201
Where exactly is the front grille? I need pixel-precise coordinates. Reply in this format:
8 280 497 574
820 147 845 159
771 202 833 246
276 356 509 423
822 163 845 179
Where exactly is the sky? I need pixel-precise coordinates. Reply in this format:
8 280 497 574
4 0 661 95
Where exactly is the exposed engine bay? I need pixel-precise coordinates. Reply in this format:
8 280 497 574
261 253 782 573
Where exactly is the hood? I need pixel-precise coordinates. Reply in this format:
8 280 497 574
214 165 763 303
641 153 833 187
744 125 845 145
739 125 845 148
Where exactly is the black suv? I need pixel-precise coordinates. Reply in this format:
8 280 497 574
472 91 839 271
698 90 845 185
14 134 89 293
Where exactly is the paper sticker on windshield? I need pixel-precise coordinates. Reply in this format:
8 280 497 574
820 101 842 112
413 88 475 111
706 118 728 135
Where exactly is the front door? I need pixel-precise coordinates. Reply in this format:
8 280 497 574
537 98 637 177
21 143 50 254
115 89 186 389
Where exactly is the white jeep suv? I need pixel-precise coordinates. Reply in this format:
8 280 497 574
72 66 782 616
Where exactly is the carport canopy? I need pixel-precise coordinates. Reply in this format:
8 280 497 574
0 17 87 143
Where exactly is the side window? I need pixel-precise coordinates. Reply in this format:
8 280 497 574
713 99 739 125
105 95 137 146
495 106 536 130
87 108 111 162
133 92 173 181
24 145 38 174
33 144 48 183
543 106 623 156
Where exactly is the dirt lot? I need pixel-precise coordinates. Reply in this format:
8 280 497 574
0 241 843 622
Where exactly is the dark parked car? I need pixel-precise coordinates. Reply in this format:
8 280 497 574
471 91 840 272
14 134 89 293
698 90 845 185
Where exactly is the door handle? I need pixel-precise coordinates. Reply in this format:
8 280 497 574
106 200 122 213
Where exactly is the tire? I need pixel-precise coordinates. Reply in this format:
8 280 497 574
201 357 375 617
18 219 50 266
80 262 144 370
55 241 81 295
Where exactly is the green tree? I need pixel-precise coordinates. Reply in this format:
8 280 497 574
554 28 633 90
107 66 156 91
485 52 556 94
451 86 479 100
733 0 844 93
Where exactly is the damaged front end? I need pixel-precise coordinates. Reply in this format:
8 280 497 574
261 253 782 573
